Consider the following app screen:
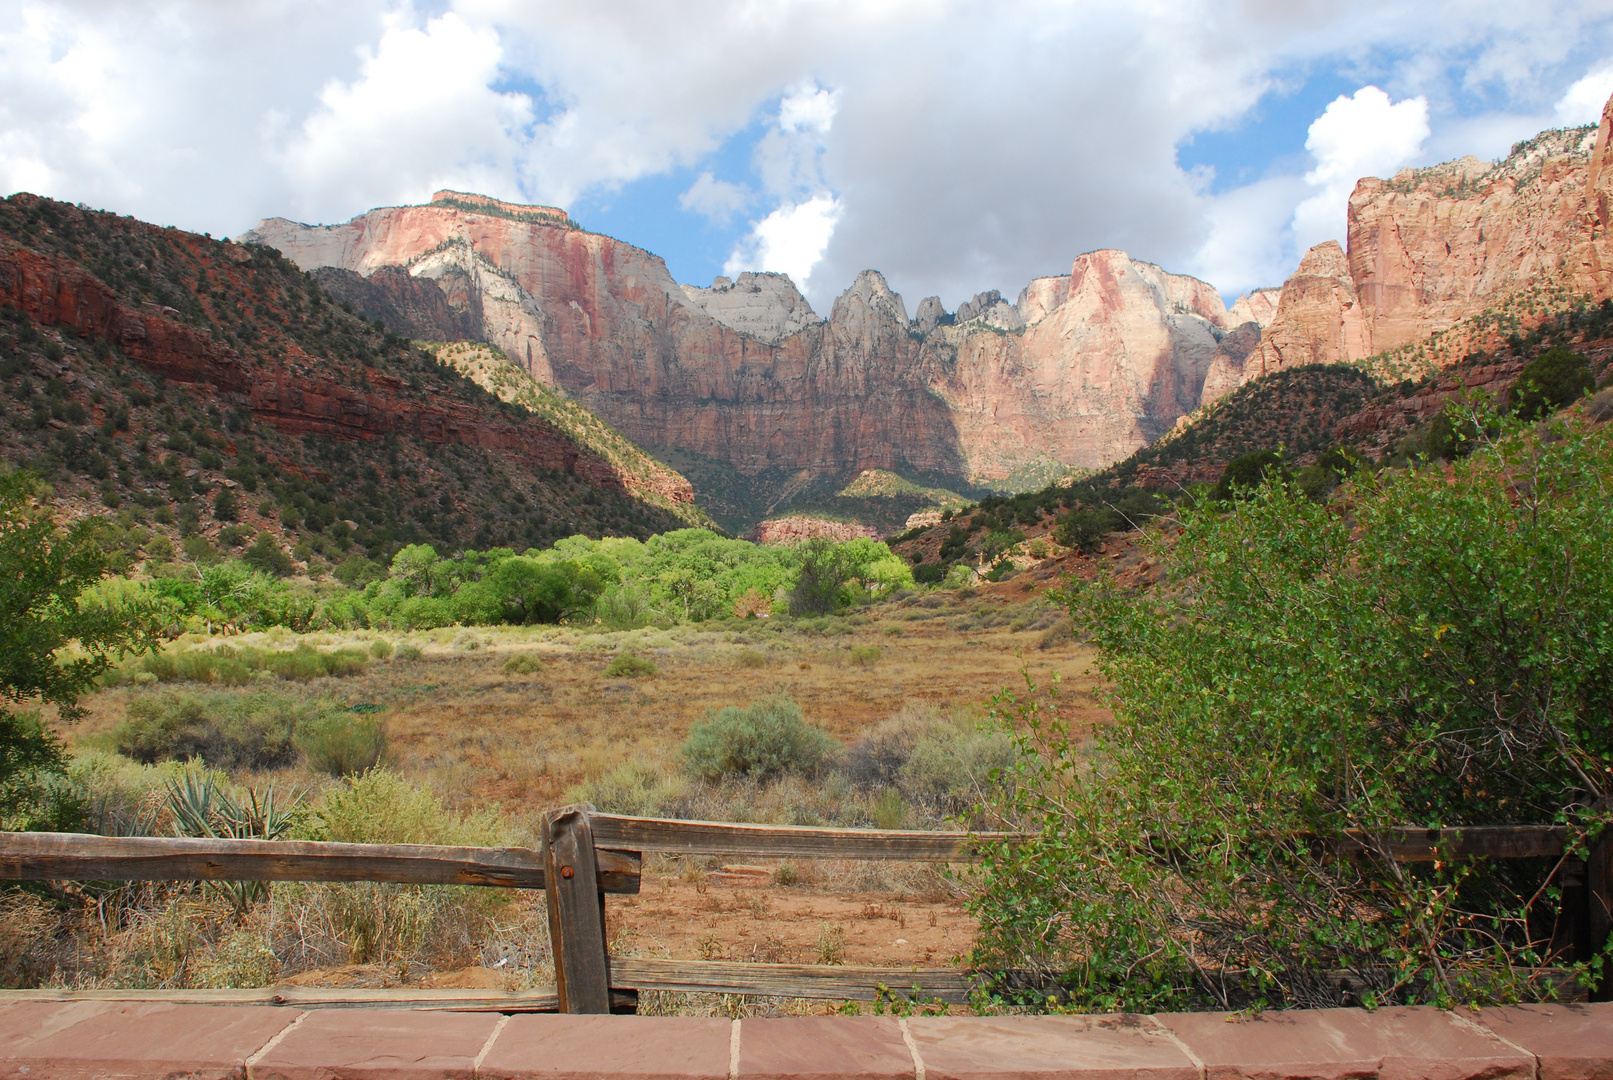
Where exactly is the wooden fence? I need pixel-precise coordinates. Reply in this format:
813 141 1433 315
2 810 1608 1011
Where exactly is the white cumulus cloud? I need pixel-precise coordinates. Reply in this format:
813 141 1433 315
724 195 842 286
277 12 535 216
1291 86 1430 251
1556 63 1613 125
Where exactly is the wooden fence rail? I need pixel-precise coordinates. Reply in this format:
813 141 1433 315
1 810 1606 1012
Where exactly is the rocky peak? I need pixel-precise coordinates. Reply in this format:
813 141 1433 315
831 269 910 327
955 289 1025 332
914 295 948 335
1227 287 1282 329
678 271 824 345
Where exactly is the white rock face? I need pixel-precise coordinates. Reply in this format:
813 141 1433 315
678 271 824 344
915 296 947 335
1016 276 1071 325
409 241 556 385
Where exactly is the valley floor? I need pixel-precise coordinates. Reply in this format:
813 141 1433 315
46 588 1101 1010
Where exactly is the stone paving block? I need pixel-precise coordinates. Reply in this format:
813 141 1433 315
1478 1002 1613 1080
738 1017 914 1080
1158 1006 1534 1080
249 1007 501 1080
907 1014 1198 1080
0 1001 296 1080
479 1015 731 1080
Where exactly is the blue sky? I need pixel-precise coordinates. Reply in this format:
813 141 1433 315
5 2 1613 309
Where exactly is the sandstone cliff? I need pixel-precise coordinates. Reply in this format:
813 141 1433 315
246 200 1240 492
1214 106 1613 398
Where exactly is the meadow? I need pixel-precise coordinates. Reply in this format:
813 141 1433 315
5 584 1094 1011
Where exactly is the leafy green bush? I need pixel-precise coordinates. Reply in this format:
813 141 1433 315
604 651 657 678
789 538 850 616
681 695 837 781
1511 345 1594 420
368 639 393 659
973 411 1613 1010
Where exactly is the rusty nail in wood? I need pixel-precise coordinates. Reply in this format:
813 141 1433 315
561 866 574 878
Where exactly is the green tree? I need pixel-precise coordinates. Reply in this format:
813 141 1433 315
971 410 1613 1010
243 531 295 577
1 470 163 828
1211 449 1287 501
1511 345 1594 421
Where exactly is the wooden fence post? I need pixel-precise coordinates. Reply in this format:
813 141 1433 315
1589 804 1613 1003
542 804 612 1014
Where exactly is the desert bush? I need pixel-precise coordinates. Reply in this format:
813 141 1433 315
568 759 687 817
502 652 543 675
242 532 295 577
848 644 881 667
115 690 331 770
294 709 387 776
368 639 393 659
393 642 424 662
681 695 837 782
604 651 657 678
733 648 769 669
972 409 1613 1010
282 770 509 967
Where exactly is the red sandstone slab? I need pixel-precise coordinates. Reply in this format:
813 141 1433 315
907 1014 1197 1080
1158 1006 1533 1080
1478 1003 1613 1080
479 1015 731 1079
249 1007 500 1080
738 1017 913 1080
0 1001 296 1080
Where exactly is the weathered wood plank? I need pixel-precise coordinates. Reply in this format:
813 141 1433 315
0 832 641 893
1340 826 1566 862
610 958 976 1003
589 815 1017 862
544 807 613 1014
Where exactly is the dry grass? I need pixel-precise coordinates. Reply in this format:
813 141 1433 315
37 589 1100 1007
70 593 1101 824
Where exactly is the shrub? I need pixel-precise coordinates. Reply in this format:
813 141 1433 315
913 562 948 585
116 690 327 770
733 648 769 669
295 710 387 776
681 695 837 781
1511 345 1593 420
368 639 393 660
604 652 657 678
217 524 253 548
972 412 1613 1010
243 532 295 577
1211 449 1287 500
849 644 881 667
213 486 239 522
290 770 507 966
502 652 543 675
568 760 686 817
393 642 424 662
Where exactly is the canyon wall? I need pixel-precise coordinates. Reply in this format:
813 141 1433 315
1222 102 1613 397
247 194 1239 484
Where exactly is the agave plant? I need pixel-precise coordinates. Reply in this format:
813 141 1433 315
165 770 302 911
